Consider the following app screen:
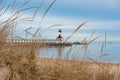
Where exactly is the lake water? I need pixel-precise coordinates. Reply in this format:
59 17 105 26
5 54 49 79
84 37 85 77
38 41 120 63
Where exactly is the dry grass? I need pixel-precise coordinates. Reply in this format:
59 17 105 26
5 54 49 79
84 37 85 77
35 58 120 80
0 24 120 80
0 0 120 80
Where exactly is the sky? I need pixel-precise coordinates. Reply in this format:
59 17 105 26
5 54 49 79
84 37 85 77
43 0 120 42
0 0 120 62
0 0 120 41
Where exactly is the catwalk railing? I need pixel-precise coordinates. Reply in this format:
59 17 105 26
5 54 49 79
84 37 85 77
5 39 63 43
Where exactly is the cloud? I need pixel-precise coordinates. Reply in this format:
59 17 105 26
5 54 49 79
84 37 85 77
2 11 120 32
1 11 120 42
57 0 120 9
2 12 120 31
36 15 120 30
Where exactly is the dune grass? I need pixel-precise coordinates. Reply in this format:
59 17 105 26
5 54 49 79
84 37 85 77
0 0 120 80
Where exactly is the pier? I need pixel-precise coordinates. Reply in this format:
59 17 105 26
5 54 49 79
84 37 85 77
4 29 87 46
5 39 86 46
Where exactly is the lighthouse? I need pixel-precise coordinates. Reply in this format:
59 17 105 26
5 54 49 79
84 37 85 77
56 28 63 41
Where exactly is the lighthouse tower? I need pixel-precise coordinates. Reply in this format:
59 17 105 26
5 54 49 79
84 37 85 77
56 28 63 41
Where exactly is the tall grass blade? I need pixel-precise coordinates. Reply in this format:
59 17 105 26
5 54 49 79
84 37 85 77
41 0 56 22
34 0 56 37
11 0 17 11
7 6 37 22
48 24 63 28
0 6 5 17
32 0 44 20
12 0 16 8
100 53 109 57
105 32 107 48
100 32 108 57
0 5 10 17
88 57 105 68
65 21 87 42
23 0 31 6
88 36 99 45
101 43 104 56
89 29 96 41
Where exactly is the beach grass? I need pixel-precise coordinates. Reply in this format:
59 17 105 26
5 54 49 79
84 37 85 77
0 0 120 80
0 24 120 80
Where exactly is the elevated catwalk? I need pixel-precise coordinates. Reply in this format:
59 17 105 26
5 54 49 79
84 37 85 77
5 39 87 46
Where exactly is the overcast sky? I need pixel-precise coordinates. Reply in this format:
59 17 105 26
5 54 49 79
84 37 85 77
0 0 120 42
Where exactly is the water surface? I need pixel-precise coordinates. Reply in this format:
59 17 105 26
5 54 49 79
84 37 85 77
38 41 120 63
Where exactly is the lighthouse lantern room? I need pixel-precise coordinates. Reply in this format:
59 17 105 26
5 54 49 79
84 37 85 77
56 28 63 41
